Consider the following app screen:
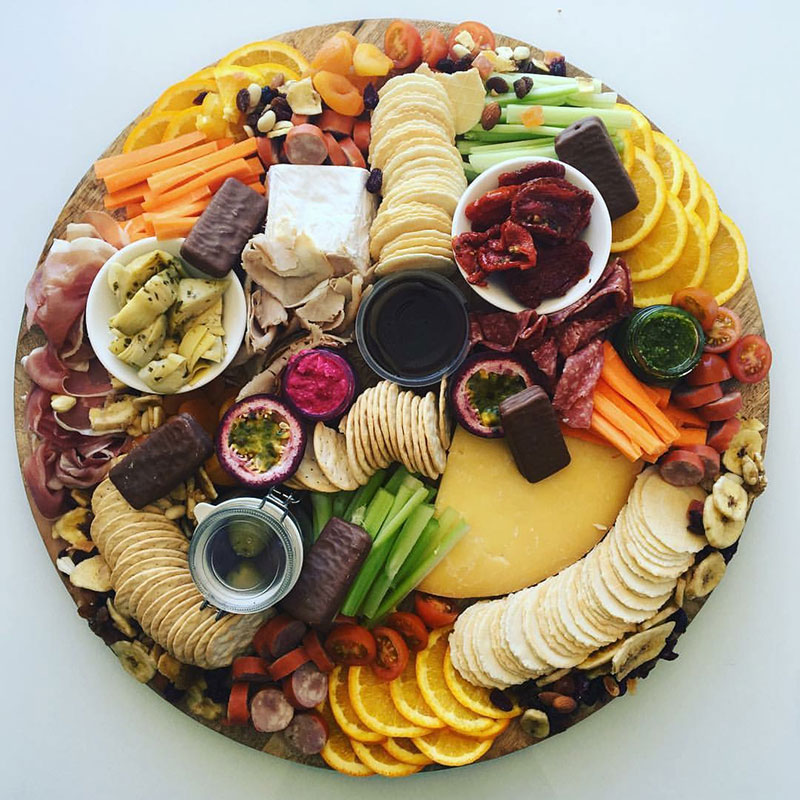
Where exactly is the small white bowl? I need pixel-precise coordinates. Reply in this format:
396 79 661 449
451 156 612 314
85 236 246 394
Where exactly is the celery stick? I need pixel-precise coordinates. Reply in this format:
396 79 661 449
385 505 435 581
491 72 602 92
462 124 564 141
462 138 555 156
489 84 579 107
311 494 333 541
384 464 410 495
363 488 394 539
464 164 479 183
505 104 632 129
401 474 424 493
385 485 412 528
340 487 428 616
332 491 353 519
373 520 470 620
392 519 438 588
344 469 386 522
469 146 557 173
565 91 618 109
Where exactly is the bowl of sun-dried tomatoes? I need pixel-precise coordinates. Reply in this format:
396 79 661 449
451 157 611 314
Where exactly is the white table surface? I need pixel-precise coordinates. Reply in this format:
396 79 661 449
1 1 797 797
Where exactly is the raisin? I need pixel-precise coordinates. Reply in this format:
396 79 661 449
260 86 276 106
246 104 267 130
454 55 474 72
669 607 689 635
436 57 456 73
363 83 379 110
236 88 252 114
485 76 509 95
549 57 567 77
192 91 208 106
514 76 534 98
720 541 739 563
489 688 514 712
270 96 292 122
203 668 231 703
366 168 383 194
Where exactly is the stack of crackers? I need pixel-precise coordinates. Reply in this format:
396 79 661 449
91 479 269 668
296 379 452 491
368 73 467 276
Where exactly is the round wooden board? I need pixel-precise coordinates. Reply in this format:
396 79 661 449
13 18 770 773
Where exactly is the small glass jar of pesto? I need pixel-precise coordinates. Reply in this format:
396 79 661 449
615 305 705 384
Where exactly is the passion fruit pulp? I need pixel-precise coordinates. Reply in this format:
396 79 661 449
450 353 535 437
215 394 306 488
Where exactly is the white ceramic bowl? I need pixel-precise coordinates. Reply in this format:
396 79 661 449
85 237 246 394
451 157 612 314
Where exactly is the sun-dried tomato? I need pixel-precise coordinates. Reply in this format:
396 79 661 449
453 230 491 284
510 177 593 244
465 185 520 230
507 240 592 307
500 220 537 267
498 161 566 186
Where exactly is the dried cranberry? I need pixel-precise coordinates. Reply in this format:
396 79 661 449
366 168 383 194
489 688 514 712
192 91 208 105
270 96 292 122
436 57 456 73
549 56 567 77
236 88 252 114
363 83 379 110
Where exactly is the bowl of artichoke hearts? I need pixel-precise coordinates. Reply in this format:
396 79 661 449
86 237 246 394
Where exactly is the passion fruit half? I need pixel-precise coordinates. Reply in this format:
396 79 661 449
216 394 306 488
450 353 535 438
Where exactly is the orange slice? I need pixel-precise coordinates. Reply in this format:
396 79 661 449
459 717 511 739
123 112 176 153
318 701 374 777
328 665 384 743
694 178 720 242
389 656 446 729
382 738 433 767
700 213 748 304
413 728 493 767
616 103 654 158
349 666 432 738
652 131 684 195
619 129 635 174
677 150 701 213
213 65 266 122
625 192 689 282
218 39 310 76
161 106 203 141
416 628 494 735
443 648 521 719
350 740 422 777
632 208 710 307
152 78 217 113
195 92 234 141
611 147 667 252
187 66 216 81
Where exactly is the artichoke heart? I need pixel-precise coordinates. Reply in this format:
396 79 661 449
178 324 218 371
170 278 227 332
109 267 180 336
108 249 178 306
202 336 225 363
188 298 225 336
111 315 168 368
138 352 189 393
155 336 180 358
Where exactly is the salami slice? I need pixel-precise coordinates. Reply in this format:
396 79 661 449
552 339 604 429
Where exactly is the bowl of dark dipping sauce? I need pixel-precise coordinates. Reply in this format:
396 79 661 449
355 271 470 388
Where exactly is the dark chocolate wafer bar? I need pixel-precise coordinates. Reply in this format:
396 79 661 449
109 413 213 508
180 178 267 278
555 116 638 220
500 385 571 483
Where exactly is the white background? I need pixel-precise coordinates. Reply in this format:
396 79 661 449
1 1 798 797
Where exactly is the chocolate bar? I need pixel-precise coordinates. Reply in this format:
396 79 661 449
109 413 213 509
554 116 638 220
180 178 267 278
500 386 571 483
280 517 371 628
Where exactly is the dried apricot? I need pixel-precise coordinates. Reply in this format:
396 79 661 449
311 36 353 75
312 71 364 116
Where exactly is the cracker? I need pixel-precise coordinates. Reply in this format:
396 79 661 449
113 548 188 578
407 395 426 476
438 377 452 449
354 394 378 471
375 253 455 277
173 603 217 664
114 566 184 618
139 583 197 638
184 612 222 668
294 444 339 493
313 421 358 491
203 612 269 669
106 528 187 567
132 570 194 623
344 407 371 484
161 594 203 656
395 390 413 473
416 395 438 479
421 392 448 475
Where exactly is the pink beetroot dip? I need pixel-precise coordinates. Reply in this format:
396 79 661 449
283 349 355 421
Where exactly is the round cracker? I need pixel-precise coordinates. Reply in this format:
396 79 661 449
173 603 218 664
346 400 373 480
421 392 448 475
132 569 194 622
294 444 339 493
375 253 456 277
203 612 268 669
163 594 204 656
394 390 413 473
313 421 358 491
407 395 427 476
415 395 437 479
139 583 197 638
363 386 390 467
106 529 187 567
355 393 380 471
438 377 452 449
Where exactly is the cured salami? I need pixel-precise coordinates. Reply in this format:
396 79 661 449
552 339 604 428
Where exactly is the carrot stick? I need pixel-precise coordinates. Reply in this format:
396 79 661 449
663 404 709 430
596 380 659 436
592 391 665 457
244 179 266 195
153 216 197 240
673 428 707 447
590 411 643 462
94 131 206 179
141 159 252 211
600 342 680 442
642 385 671 408
142 185 212 213
143 200 208 222
146 138 259 194
559 424 614 449
103 181 148 210
103 140 231 194
125 203 144 217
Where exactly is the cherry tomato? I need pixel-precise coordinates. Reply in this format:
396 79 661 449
324 624 376 666
704 307 742 353
386 612 429 652
414 593 459 628
371 626 409 681
422 28 448 67
447 22 496 52
727 334 772 384
384 20 423 70
671 287 719 331
686 352 732 386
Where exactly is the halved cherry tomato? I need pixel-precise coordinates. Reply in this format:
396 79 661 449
338 136 366 168
704 307 742 353
727 334 772 384
312 71 364 116
706 417 742 453
324 624 376 666
227 682 250 726
414 592 459 628
686 352 732 386
671 287 719 332
422 28 449 68
267 647 311 681
372 626 409 681
384 20 423 70
447 22 496 52
386 612 429 652
672 383 723 409
178 396 218 437
231 656 271 682
302 629 335 673
697 391 743 422
353 42 394 77
311 35 353 75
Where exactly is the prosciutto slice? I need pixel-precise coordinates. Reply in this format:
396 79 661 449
22 443 68 519
23 343 111 398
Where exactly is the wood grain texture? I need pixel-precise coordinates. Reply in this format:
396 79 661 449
12 18 769 772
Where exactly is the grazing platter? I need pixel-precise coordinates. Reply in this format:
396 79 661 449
14 18 770 776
